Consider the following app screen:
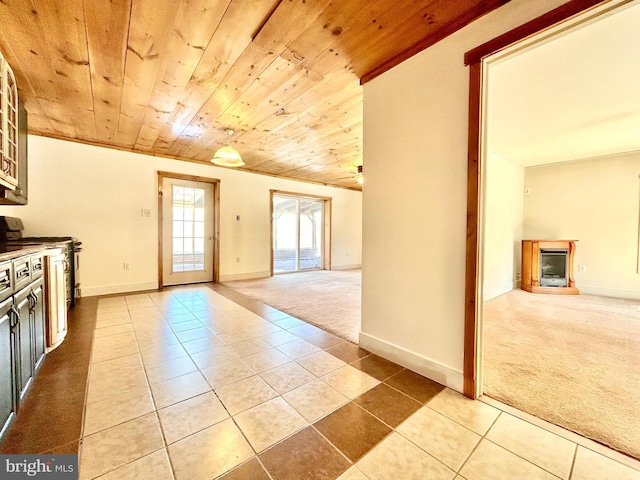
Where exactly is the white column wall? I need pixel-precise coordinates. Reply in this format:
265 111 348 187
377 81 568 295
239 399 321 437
361 0 568 391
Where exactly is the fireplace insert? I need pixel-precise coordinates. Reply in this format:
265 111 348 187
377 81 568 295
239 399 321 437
539 248 568 287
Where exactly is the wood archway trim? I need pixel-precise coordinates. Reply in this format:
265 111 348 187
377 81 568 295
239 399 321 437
463 0 607 398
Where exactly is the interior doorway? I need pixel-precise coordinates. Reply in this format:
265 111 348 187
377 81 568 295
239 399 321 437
466 0 640 460
158 172 220 287
270 191 332 274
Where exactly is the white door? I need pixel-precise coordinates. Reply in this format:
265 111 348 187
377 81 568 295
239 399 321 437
162 177 214 286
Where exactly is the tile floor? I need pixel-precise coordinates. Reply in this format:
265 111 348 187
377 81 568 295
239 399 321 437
80 285 640 480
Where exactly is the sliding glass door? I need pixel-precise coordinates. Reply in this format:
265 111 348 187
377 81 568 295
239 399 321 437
273 194 324 273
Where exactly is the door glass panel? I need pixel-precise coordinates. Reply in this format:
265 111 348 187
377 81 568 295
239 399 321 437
273 195 323 273
299 200 323 269
273 197 298 273
172 185 206 273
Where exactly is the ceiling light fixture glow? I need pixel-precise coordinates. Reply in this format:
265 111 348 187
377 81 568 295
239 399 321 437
211 129 244 167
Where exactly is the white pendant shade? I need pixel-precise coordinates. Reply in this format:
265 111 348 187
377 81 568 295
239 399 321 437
211 145 244 167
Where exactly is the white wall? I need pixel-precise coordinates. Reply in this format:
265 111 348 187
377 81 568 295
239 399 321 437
523 151 640 299
361 0 568 392
0 135 362 296
483 150 525 300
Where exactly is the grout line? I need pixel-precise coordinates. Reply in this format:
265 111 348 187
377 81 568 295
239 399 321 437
310 423 355 467
254 455 277 480
568 443 579 480
479 395 640 471
482 437 565 479
428 404 566 479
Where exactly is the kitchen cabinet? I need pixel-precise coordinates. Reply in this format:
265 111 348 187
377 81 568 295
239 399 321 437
0 260 12 303
0 296 16 437
0 50 19 190
0 102 27 205
0 250 47 438
30 279 45 369
15 283 32 398
15 277 45 399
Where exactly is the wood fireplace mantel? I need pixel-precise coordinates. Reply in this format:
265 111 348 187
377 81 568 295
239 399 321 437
521 240 579 295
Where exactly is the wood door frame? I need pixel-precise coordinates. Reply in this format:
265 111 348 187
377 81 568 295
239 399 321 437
158 171 221 287
270 190 332 276
462 0 609 398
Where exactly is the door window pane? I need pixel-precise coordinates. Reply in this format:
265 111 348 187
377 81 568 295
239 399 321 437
273 195 323 273
172 185 207 273
299 200 323 269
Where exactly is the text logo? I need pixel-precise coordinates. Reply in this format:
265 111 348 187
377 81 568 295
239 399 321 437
0 455 77 479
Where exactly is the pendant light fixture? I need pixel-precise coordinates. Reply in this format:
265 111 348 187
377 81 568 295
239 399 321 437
211 128 244 167
355 164 364 184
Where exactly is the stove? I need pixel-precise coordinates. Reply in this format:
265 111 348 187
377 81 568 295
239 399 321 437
0 217 82 309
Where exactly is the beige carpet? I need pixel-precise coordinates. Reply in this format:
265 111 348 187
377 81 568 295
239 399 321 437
483 289 640 460
224 269 361 343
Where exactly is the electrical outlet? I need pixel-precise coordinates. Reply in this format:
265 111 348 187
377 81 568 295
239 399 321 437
525 187 531 195
123 263 130 270
579 264 587 272
141 209 151 217
236 257 240 263
516 272 521 279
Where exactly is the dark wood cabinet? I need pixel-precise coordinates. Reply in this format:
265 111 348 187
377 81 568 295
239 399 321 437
0 297 16 437
15 285 32 399
31 278 45 370
0 260 13 303
0 252 46 438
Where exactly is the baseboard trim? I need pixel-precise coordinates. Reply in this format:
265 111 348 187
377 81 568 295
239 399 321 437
359 331 464 393
82 282 159 297
578 285 640 300
484 280 523 301
331 264 362 271
484 282 514 301
219 271 271 282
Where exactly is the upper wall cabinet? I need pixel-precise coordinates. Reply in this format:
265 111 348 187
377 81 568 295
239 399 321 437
0 51 19 190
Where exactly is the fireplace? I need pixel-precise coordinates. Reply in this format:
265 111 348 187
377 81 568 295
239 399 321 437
539 249 568 287
521 240 579 294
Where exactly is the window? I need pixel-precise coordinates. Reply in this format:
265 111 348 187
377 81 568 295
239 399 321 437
172 185 206 272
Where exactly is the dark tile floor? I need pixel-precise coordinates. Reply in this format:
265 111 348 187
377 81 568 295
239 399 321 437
314 402 392 463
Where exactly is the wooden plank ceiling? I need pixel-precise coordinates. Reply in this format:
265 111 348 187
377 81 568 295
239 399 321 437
0 0 508 190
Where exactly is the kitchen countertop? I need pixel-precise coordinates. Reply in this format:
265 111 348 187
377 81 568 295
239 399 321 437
0 244 48 262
